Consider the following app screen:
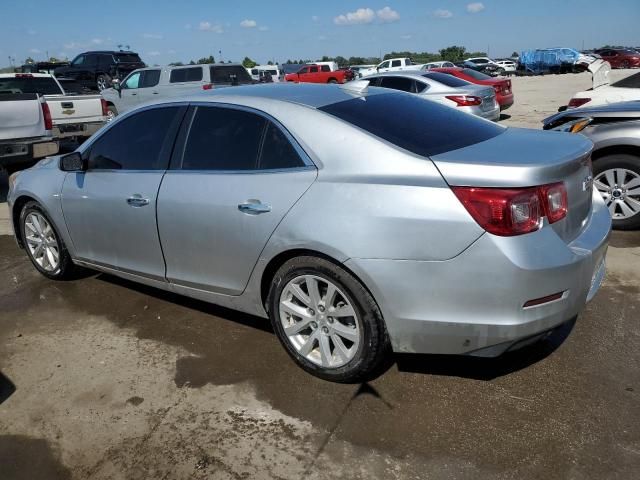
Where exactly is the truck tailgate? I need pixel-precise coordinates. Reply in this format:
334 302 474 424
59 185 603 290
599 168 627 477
0 94 48 141
45 94 105 125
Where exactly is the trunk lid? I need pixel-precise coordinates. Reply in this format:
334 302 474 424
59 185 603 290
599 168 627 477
431 128 594 242
44 94 105 125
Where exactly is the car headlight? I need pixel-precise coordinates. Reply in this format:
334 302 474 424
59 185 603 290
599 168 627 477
552 117 593 133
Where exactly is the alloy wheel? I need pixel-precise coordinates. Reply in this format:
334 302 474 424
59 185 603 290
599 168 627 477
595 168 640 220
279 275 361 368
97 77 108 91
24 212 60 272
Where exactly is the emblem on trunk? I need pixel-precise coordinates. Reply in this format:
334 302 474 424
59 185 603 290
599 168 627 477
62 109 75 115
582 174 593 191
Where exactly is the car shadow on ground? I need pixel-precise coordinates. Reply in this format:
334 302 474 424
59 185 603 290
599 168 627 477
96 272 573 382
499 113 512 121
0 371 16 405
395 318 576 380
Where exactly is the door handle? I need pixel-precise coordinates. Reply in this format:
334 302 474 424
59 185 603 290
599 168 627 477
238 200 271 215
127 195 150 207
152 92 159 95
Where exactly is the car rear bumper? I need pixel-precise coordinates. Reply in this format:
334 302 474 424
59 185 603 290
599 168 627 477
0 140 58 167
498 93 514 110
53 121 105 139
345 189 611 356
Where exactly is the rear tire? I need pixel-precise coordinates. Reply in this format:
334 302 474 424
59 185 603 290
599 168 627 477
327 79 338 84
593 154 640 230
267 256 391 383
19 201 76 279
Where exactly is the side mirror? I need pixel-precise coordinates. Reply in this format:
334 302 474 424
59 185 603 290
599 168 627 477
59 152 86 172
111 78 121 89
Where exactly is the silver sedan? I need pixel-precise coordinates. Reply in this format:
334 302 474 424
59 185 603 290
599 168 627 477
8 83 610 382
362 70 501 121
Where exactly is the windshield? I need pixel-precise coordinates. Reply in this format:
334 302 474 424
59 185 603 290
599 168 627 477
422 72 470 87
461 68 492 80
114 53 143 63
0 76 63 95
319 93 504 157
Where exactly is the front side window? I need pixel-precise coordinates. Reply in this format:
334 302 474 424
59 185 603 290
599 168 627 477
170 67 203 83
124 72 141 89
379 61 390 69
71 55 85 66
88 107 180 170
182 107 266 170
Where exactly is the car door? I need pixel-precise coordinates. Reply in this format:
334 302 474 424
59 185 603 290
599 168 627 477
64 54 88 82
117 71 144 112
377 61 391 73
61 105 187 279
137 69 162 102
157 104 317 295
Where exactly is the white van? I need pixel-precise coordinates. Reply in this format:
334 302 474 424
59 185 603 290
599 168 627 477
101 63 254 116
247 65 282 82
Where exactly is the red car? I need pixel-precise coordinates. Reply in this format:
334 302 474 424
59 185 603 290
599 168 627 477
594 49 640 69
431 67 514 110
285 64 354 84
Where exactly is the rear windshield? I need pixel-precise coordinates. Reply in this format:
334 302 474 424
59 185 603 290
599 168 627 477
422 72 469 87
0 76 63 95
210 66 253 84
461 68 492 81
611 72 640 88
319 93 504 157
114 53 143 63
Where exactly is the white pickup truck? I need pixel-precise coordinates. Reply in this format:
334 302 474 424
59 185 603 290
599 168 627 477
0 73 106 141
358 58 422 77
0 94 59 174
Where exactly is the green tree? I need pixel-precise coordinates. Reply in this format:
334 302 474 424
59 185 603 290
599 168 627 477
438 46 467 62
267 60 274 65
511 51 519 58
25 56 35 64
197 55 215 64
320 55 332 62
334 56 348 67
467 51 488 58
242 56 257 68
169 61 184 66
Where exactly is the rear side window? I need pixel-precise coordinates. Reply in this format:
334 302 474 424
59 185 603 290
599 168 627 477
182 107 266 170
114 53 143 63
380 76 413 92
422 72 470 87
142 70 161 88
391 60 401 67
259 123 305 169
321 65 331 72
88 107 181 170
210 66 253 84
310 66 319 73
319 93 504 157
170 67 203 83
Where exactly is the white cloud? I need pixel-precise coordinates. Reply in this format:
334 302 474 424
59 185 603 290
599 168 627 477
142 33 163 39
91 38 104 45
377 6 400 23
27 29 37 35
147 51 161 56
29 48 41 54
318 35 327 41
167 49 176 54
198 21 224 33
334 8 375 26
184 23 192 30
258 26 269 31
467 2 485 13
240 19 257 28
433 9 453 19
63 41 82 50
400 34 412 40
312 15 319 22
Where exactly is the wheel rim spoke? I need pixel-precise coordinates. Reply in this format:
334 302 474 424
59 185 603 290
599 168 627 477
288 283 311 307
331 304 355 318
24 212 60 272
281 300 312 319
331 334 350 362
332 321 359 342
284 317 313 336
305 276 321 306
318 335 332 367
298 331 319 357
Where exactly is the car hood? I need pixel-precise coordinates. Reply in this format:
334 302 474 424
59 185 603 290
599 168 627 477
589 59 611 89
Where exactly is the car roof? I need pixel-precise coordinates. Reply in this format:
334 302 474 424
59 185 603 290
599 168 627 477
169 83 391 109
80 50 139 55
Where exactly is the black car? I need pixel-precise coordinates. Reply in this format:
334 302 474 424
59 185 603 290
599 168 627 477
54 51 146 92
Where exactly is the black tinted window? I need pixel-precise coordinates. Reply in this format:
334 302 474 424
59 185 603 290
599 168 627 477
114 53 143 63
321 65 331 72
381 76 413 92
209 66 252 84
391 60 401 67
182 107 265 170
89 107 179 170
259 122 305 169
319 93 504 157
0 77 63 95
461 68 492 80
170 67 203 83
142 70 161 87
422 72 470 87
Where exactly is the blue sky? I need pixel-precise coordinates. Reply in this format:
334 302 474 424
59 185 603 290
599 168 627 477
2 0 639 66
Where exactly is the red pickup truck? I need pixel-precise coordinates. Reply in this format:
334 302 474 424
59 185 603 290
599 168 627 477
285 64 354 84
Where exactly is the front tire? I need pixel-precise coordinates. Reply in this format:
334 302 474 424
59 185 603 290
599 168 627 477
593 154 640 230
267 256 390 383
20 201 76 279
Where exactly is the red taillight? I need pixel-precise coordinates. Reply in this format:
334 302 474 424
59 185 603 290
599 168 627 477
568 97 591 108
452 182 568 236
539 182 568 224
15 73 34 78
41 102 53 131
100 98 108 117
202 84 214 90
445 95 482 107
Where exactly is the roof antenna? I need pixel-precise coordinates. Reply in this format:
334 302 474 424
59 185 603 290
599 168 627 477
339 80 370 96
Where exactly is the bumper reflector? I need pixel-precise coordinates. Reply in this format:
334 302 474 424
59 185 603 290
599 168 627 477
523 291 565 308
